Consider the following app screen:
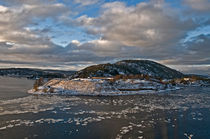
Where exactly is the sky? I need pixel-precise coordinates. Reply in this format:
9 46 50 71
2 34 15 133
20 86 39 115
0 0 210 75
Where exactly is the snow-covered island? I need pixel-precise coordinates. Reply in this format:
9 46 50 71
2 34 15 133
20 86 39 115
28 60 210 96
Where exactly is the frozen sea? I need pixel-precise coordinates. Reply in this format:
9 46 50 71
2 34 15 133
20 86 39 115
0 77 210 139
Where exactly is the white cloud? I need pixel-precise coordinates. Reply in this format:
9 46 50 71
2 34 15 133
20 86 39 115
0 2 68 44
71 40 80 45
74 0 99 6
0 5 8 12
77 2 196 48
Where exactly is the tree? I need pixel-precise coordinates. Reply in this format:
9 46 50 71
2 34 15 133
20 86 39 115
33 80 39 91
33 77 44 91
37 77 44 86
144 75 150 80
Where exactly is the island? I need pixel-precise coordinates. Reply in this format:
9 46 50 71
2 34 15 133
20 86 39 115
28 60 210 96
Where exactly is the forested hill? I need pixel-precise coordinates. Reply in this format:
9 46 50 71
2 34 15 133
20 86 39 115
0 68 75 79
72 60 184 79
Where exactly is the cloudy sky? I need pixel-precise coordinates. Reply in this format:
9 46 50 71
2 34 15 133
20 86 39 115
0 0 210 75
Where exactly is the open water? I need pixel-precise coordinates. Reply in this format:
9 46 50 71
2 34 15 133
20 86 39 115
0 77 210 139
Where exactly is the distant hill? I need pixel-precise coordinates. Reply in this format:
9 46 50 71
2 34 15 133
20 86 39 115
185 74 210 79
71 60 184 79
0 68 75 79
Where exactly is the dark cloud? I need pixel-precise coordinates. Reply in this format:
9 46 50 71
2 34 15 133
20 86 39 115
184 0 210 12
173 34 210 65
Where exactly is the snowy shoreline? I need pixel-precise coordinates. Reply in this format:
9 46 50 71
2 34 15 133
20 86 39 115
28 78 184 96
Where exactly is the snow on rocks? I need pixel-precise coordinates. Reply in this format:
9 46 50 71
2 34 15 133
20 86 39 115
28 78 181 96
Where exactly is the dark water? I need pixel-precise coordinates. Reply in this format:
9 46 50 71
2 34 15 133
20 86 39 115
0 77 210 139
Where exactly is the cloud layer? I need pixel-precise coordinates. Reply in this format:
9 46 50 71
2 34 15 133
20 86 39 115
0 0 209 75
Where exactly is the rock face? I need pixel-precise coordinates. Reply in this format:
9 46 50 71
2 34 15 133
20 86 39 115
72 60 184 79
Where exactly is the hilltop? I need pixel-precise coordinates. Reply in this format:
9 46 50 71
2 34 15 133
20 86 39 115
72 60 184 79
